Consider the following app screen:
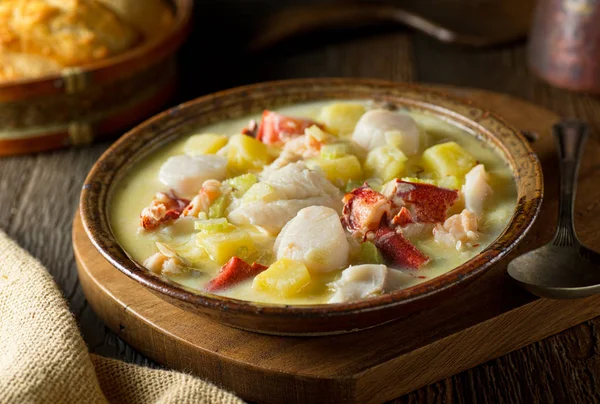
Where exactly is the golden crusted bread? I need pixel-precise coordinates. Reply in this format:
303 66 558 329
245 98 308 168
97 0 174 40
0 0 174 81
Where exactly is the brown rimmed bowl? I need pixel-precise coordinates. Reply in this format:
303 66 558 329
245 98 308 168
80 78 543 336
0 0 192 156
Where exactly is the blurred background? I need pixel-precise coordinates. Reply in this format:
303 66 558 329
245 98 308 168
176 0 540 97
175 0 597 107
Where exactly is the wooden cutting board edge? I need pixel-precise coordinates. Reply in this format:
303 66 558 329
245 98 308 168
73 86 600 403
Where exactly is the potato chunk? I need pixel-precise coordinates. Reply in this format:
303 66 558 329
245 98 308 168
319 103 366 135
306 155 363 186
184 134 228 155
364 145 407 182
422 141 476 178
227 134 270 172
252 258 311 297
196 228 256 264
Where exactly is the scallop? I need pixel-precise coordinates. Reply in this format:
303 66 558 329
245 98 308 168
158 155 227 196
274 206 349 274
352 109 420 155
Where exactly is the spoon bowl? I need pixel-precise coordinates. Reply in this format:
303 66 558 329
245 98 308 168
508 120 600 299
508 244 600 299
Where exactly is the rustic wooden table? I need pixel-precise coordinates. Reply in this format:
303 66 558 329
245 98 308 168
2 5 600 403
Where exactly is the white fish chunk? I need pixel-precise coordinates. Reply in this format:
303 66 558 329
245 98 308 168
352 109 420 155
275 206 349 274
228 162 342 233
463 164 493 216
328 264 413 303
228 196 339 234
261 161 341 200
158 154 227 196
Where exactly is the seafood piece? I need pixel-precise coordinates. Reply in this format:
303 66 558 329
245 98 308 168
391 206 414 227
143 242 190 275
275 206 349 274
228 197 339 234
328 264 413 303
341 186 391 237
383 179 458 223
229 162 342 233
256 110 320 144
182 180 222 217
352 109 420 155
262 150 304 174
263 128 333 173
434 209 480 249
374 225 429 269
140 191 189 230
241 119 258 137
401 222 435 239
282 134 321 159
261 162 341 200
463 164 493 216
205 257 267 292
158 154 227 196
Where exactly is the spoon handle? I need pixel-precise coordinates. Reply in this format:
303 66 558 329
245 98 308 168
552 120 589 246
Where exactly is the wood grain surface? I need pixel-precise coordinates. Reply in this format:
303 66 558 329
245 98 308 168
70 79 600 403
3 3 600 402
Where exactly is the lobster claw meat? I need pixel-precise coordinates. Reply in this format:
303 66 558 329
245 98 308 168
391 207 414 227
384 180 458 223
205 257 268 292
374 224 430 269
256 110 321 144
341 185 391 238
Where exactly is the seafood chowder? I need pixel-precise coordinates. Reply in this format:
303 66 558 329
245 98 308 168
110 101 517 305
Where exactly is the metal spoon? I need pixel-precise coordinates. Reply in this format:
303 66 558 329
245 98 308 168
508 120 600 299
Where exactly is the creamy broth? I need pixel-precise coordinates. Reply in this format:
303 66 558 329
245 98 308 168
110 100 517 305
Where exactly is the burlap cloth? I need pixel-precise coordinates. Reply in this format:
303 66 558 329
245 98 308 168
0 230 244 404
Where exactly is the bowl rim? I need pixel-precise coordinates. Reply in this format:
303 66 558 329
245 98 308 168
0 0 193 90
80 77 543 318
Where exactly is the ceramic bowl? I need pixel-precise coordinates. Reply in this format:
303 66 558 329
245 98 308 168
0 0 192 156
80 78 543 336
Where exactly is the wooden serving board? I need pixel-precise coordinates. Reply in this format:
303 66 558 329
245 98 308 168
74 87 600 403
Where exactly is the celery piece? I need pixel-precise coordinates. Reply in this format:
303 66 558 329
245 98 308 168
358 241 384 265
194 218 235 233
208 194 231 219
224 173 258 198
401 176 436 185
345 180 365 193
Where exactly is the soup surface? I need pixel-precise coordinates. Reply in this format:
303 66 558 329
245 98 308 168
111 100 517 305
